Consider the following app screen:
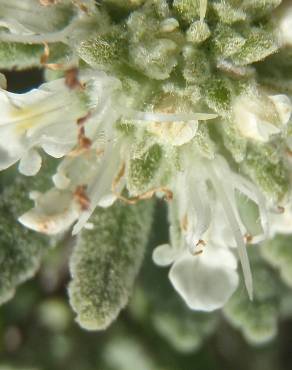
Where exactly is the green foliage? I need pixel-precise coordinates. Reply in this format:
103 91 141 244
182 46 210 84
68 200 154 330
127 143 163 196
103 331 162 370
0 176 51 305
192 123 215 160
219 119 247 162
231 28 279 66
173 0 201 24
0 157 57 305
77 28 128 71
211 1 246 24
242 144 289 202
204 77 232 115
129 37 179 80
0 0 292 356
212 24 245 58
0 42 73 70
186 21 211 44
223 249 286 344
242 0 282 19
0 43 43 70
261 234 292 288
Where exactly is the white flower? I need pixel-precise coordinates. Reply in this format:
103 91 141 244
232 93 292 142
0 70 124 176
0 78 89 175
153 201 239 312
153 153 269 309
19 143 122 235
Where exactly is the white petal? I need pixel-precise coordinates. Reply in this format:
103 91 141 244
233 95 280 142
52 171 70 190
269 94 292 125
131 111 217 122
169 245 238 311
19 189 79 235
98 193 117 208
41 139 74 158
72 143 121 235
152 244 177 266
18 148 42 176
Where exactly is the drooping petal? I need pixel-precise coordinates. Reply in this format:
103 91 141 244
0 78 89 173
19 189 80 235
72 143 121 235
169 244 238 311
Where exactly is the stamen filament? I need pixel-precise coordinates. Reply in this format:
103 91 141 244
209 160 253 300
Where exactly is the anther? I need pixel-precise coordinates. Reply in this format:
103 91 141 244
74 185 90 211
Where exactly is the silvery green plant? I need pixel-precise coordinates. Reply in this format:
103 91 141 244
1 0 292 341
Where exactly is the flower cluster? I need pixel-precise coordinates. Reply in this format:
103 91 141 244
1 0 292 330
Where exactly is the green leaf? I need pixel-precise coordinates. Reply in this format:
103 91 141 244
68 200 154 330
0 42 43 70
127 143 163 196
211 1 246 24
0 177 51 305
77 28 128 71
231 27 279 66
0 42 72 70
0 159 57 305
173 0 201 24
204 77 232 115
261 234 292 288
223 250 284 344
242 144 289 202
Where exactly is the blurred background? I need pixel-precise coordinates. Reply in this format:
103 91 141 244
0 68 292 370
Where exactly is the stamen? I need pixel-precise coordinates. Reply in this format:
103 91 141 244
244 233 253 244
196 239 206 247
74 185 90 211
111 164 173 205
185 179 211 254
65 68 84 90
209 160 253 300
129 111 217 122
40 42 73 71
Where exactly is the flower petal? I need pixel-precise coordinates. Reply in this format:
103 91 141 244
169 245 238 311
19 189 79 235
152 244 177 266
18 148 42 176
